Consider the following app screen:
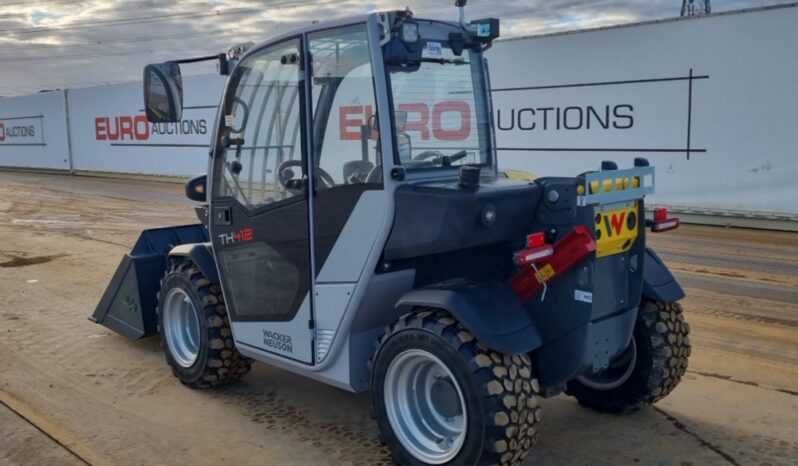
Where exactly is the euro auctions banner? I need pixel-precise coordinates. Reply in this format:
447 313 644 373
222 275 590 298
0 91 70 170
68 74 226 177
489 5 798 217
1 4 796 219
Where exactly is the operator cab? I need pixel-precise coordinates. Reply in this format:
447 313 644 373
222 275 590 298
143 10 503 367
208 12 500 200
145 11 501 192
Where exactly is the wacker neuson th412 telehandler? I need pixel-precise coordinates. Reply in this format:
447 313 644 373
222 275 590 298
91 2 690 464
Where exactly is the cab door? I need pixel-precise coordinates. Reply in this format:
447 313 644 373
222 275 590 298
209 37 314 364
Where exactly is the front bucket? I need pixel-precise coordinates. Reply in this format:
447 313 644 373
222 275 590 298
90 224 209 340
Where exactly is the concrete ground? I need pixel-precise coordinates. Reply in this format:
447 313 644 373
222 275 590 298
0 171 796 466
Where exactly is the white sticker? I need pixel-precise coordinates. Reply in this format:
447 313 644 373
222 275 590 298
576 196 587 207
423 41 443 58
225 114 235 126
574 290 593 303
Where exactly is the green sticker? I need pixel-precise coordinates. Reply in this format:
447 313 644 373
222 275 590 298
121 294 138 313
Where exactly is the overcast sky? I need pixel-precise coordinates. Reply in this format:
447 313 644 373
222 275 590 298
0 0 792 96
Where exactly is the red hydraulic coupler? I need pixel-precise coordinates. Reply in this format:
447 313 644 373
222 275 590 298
510 226 597 303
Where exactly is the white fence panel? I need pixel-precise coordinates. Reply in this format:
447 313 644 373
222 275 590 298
489 5 798 217
1 5 796 220
0 90 70 170
67 75 225 177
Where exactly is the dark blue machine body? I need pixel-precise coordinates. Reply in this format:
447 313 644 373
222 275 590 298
383 177 685 391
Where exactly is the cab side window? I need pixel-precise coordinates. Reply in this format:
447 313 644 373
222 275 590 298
309 25 381 187
216 39 304 209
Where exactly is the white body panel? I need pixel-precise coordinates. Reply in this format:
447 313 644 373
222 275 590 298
231 294 313 364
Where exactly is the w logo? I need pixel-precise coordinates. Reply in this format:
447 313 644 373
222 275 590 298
604 212 627 237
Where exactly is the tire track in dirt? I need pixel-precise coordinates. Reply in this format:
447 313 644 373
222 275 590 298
212 387 394 466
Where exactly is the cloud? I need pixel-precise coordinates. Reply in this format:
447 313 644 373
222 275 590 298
0 0 791 96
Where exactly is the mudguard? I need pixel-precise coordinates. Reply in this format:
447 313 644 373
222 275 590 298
643 247 685 302
395 279 543 355
168 242 219 284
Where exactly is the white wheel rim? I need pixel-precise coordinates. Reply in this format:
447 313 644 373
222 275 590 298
384 349 468 464
162 287 201 368
577 338 637 390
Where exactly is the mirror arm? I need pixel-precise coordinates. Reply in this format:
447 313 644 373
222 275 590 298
173 53 224 65
172 53 230 75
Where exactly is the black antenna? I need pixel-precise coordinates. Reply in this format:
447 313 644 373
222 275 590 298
681 0 711 16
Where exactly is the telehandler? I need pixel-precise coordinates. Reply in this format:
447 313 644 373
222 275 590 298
92 2 690 464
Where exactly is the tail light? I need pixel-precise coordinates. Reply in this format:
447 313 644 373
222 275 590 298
514 232 553 267
513 245 554 267
650 208 680 233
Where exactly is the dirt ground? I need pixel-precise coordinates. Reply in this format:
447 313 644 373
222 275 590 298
0 171 796 466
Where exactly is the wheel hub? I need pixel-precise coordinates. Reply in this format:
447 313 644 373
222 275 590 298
384 349 468 464
577 338 637 390
430 377 462 419
162 287 201 368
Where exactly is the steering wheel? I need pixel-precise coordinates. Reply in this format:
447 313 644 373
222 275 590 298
277 160 336 189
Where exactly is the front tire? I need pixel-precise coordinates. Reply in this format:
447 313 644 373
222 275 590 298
567 300 691 413
371 310 541 466
157 261 252 388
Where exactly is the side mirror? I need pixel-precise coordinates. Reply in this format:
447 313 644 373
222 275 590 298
367 114 378 136
144 62 183 123
185 175 207 202
397 132 412 161
395 111 408 132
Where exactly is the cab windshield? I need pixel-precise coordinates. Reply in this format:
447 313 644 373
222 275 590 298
389 43 491 170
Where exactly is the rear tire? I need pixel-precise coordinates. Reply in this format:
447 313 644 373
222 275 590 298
157 261 252 388
566 300 691 413
370 310 541 466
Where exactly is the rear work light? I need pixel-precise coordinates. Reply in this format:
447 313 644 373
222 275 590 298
401 22 420 44
650 208 680 233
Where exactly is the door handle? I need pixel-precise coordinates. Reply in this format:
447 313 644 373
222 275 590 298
213 206 232 226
